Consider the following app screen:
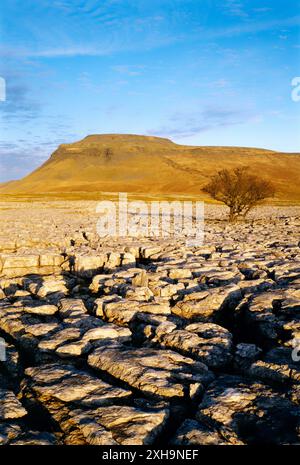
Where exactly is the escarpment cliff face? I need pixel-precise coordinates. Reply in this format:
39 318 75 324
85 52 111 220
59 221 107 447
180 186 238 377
1 134 300 201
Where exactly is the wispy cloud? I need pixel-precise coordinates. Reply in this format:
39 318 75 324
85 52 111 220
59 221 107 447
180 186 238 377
77 72 103 93
0 135 75 182
0 142 47 182
253 7 273 13
1 11 299 60
0 78 41 122
45 0 116 18
148 106 261 139
206 15 300 39
210 79 231 89
112 65 145 76
0 38 173 58
223 0 249 18
25 46 112 58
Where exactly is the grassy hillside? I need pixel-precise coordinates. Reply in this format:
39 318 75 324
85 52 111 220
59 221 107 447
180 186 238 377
1 134 299 202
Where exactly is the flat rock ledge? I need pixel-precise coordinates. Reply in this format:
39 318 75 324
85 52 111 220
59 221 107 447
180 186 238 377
0 203 300 444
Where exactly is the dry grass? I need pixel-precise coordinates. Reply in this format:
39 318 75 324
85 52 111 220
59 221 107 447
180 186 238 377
1 134 299 202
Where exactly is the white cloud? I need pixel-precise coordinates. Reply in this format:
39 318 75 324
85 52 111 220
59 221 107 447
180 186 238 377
206 15 300 40
1 14 299 59
253 7 273 13
148 106 261 139
112 65 145 76
223 1 249 18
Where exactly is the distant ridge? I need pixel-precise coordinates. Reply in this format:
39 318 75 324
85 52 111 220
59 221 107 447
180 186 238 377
1 134 299 201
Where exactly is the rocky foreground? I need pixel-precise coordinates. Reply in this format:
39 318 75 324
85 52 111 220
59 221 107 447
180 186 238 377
0 201 300 445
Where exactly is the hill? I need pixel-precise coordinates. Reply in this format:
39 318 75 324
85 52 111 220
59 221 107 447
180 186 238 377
1 134 299 201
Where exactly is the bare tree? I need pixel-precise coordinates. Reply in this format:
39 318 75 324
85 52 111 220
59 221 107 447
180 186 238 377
203 166 275 222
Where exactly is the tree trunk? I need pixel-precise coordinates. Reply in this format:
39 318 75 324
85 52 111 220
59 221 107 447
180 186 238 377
228 208 238 223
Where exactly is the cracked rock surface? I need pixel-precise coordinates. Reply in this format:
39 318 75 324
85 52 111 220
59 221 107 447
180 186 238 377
0 202 300 445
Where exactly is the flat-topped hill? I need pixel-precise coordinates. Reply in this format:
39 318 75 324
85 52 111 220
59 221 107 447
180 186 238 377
1 134 299 201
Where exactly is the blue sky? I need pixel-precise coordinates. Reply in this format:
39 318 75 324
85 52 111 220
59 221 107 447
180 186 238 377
0 0 300 182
